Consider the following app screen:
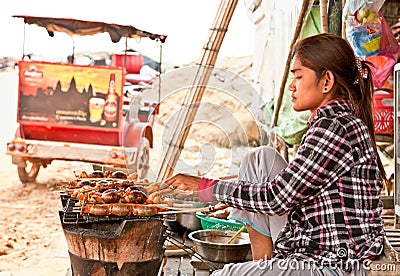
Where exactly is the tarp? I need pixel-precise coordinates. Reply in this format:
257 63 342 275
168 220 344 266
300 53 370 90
245 0 318 146
13 15 167 43
264 6 322 145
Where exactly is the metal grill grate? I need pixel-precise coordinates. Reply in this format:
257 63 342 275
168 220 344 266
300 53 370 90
59 197 175 225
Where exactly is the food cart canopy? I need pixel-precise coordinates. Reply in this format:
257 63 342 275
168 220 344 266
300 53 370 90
13 15 167 43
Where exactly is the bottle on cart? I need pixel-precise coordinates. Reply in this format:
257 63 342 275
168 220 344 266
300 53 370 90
104 73 118 122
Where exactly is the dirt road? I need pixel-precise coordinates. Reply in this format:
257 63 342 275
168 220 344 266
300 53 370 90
0 69 74 275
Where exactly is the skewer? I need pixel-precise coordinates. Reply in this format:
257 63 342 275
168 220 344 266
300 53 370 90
158 203 227 214
63 180 162 188
72 203 170 209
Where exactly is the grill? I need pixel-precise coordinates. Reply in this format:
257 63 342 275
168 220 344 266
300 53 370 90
59 195 175 276
59 195 175 224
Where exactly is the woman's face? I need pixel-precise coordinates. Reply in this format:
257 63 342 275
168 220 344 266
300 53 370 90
288 56 330 113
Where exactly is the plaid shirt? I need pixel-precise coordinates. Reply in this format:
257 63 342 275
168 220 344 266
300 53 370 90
213 99 384 265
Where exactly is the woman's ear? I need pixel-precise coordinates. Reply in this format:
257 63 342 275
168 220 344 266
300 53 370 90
322 70 335 94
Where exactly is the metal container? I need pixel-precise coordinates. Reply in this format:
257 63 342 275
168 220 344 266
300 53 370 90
189 229 251 263
176 212 202 231
164 198 204 234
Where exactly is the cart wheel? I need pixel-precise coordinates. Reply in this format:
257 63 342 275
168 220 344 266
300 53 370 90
17 160 40 183
136 137 150 178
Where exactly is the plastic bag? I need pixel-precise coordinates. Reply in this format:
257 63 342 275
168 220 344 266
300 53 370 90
344 0 400 89
377 12 400 57
346 17 381 57
344 0 384 58
343 0 385 22
366 13 400 89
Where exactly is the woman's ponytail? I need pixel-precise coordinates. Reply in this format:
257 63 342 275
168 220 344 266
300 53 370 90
351 59 387 182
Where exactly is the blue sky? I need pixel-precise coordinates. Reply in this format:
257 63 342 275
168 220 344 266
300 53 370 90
0 0 255 66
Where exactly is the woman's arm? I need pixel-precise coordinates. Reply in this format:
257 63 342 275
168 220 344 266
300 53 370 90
214 118 354 215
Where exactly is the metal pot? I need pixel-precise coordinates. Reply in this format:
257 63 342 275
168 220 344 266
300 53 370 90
189 229 251 263
176 212 202 231
164 199 204 234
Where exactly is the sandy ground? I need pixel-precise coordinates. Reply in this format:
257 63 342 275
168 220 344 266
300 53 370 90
0 57 256 276
0 68 89 274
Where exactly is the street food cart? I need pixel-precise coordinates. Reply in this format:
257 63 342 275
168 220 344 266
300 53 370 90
6 16 166 182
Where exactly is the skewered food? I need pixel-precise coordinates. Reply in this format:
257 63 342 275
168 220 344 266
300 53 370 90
111 170 128 179
88 170 104 178
87 191 105 204
64 170 171 217
208 206 231 219
71 185 150 204
101 189 119 203
83 203 165 217
120 187 148 204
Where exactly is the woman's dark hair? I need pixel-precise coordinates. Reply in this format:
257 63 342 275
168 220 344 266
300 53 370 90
292 33 386 182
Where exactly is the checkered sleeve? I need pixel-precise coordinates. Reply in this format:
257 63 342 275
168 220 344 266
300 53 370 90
213 117 355 215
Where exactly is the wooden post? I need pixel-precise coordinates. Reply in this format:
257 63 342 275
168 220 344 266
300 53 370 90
320 0 329 33
342 0 347 38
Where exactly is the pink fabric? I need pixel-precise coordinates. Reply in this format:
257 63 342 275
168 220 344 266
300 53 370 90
198 177 218 202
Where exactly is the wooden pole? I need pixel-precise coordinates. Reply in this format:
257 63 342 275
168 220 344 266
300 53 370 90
320 0 329 33
156 0 239 180
342 0 347 38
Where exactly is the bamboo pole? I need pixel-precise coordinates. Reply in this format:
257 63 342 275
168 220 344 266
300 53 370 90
320 0 329 33
342 0 347 38
272 0 313 128
156 0 239 180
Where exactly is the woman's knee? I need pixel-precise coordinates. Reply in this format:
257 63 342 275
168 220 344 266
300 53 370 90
255 146 285 161
239 146 287 182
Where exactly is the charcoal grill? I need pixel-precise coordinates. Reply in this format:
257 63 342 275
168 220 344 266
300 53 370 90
59 196 175 276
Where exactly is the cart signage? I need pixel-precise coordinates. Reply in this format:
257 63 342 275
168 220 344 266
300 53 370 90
18 60 123 129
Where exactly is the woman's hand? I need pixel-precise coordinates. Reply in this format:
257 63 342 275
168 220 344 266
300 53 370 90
164 174 201 192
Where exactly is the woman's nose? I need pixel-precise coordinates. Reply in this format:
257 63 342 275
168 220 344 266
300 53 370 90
288 80 295 91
